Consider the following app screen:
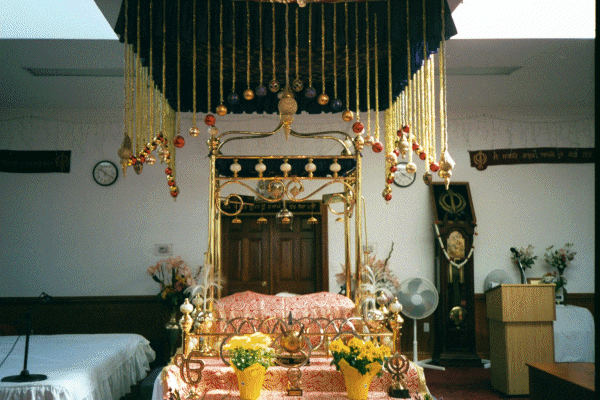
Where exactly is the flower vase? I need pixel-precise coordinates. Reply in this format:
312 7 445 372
338 359 381 400
232 363 267 400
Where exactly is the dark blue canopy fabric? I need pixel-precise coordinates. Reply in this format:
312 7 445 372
115 0 457 114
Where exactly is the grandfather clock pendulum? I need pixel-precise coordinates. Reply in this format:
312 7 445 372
430 182 483 367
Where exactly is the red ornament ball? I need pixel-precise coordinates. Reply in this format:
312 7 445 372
174 135 185 148
403 125 410 133
396 130 404 137
384 193 392 201
386 177 394 185
394 148 400 156
390 165 397 173
165 167 173 175
138 155 146 164
352 121 364 134
412 142 420 151
372 141 384 153
419 152 427 160
204 114 216 126
430 162 440 172
130 156 137 165
170 187 179 198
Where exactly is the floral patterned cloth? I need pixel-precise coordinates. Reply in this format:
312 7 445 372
159 357 429 400
214 291 356 321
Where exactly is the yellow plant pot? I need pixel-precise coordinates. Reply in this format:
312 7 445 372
338 359 381 400
232 363 267 400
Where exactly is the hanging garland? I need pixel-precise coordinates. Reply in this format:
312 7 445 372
433 223 477 270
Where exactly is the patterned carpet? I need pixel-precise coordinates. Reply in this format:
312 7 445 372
424 367 529 400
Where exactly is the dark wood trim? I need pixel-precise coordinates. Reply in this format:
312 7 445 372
1 292 593 366
0 295 171 367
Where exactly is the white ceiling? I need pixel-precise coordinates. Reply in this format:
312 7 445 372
0 0 594 112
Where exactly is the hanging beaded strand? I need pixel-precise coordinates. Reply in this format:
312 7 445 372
373 15 383 153
243 1 255 101
118 0 133 174
330 4 342 111
317 3 329 106
364 2 372 146
341 2 353 122
402 0 417 178
269 3 280 93
217 0 227 116
292 8 303 92
255 1 267 97
352 2 363 135
437 0 454 187
228 1 239 105
305 3 316 99
207 0 211 111
174 0 185 150
204 0 218 134
189 0 200 137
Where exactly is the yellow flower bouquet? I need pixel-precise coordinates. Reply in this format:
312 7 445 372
329 337 392 400
223 332 275 371
223 332 275 400
329 337 391 375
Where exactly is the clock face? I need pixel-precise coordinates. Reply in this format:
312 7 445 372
393 162 416 187
92 160 118 186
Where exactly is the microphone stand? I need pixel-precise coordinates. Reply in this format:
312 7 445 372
2 293 51 383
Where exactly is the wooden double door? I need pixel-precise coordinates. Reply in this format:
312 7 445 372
221 202 328 296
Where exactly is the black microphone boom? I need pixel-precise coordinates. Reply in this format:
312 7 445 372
1 292 50 383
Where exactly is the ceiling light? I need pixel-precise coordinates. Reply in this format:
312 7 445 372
23 68 123 77
447 66 522 76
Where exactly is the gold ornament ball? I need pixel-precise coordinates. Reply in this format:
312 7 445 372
342 109 354 122
364 135 374 146
243 88 255 101
216 104 227 116
317 93 329 106
405 162 417 174
189 126 200 137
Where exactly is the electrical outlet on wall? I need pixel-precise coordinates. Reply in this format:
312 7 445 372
423 322 430 333
154 244 173 256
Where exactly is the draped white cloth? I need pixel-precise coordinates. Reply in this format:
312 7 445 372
0 334 155 400
554 305 595 362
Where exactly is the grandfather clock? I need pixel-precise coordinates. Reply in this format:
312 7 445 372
430 182 482 367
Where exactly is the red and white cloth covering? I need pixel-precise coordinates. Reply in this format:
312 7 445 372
213 291 356 321
156 357 430 400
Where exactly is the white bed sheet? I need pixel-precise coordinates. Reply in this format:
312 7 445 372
554 305 595 362
0 333 156 400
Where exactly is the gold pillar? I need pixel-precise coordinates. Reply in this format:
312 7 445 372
344 196 352 299
354 155 363 303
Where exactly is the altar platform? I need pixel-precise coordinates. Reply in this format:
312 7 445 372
151 357 429 400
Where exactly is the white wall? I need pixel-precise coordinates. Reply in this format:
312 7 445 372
0 107 594 297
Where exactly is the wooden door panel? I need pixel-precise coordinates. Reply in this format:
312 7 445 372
221 202 327 296
222 217 270 295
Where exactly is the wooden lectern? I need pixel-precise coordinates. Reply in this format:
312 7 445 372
486 284 555 395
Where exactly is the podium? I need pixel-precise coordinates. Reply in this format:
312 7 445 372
486 284 555 395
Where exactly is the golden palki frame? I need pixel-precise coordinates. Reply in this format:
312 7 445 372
114 0 457 397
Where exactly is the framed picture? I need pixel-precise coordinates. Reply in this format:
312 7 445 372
527 277 542 285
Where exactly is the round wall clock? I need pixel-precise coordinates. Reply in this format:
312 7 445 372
92 160 118 186
393 162 416 187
